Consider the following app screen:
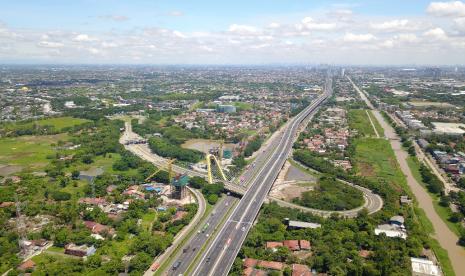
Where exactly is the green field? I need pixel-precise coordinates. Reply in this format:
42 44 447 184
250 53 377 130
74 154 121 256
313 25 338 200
0 133 68 173
352 137 455 275
2 116 90 133
353 137 407 191
233 102 253 111
35 117 91 130
368 110 385 137
348 109 378 137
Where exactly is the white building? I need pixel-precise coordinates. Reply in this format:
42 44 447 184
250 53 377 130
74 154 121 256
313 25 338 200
411 257 441 276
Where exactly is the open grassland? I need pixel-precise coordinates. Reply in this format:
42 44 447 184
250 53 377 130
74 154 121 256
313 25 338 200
35 117 91 130
348 109 376 137
368 110 385 137
0 133 68 172
353 137 407 192
2 116 90 133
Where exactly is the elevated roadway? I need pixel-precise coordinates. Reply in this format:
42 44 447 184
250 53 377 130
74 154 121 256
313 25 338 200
190 77 332 276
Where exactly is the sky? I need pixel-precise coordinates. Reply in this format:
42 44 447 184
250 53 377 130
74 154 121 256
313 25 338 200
1 0 465 65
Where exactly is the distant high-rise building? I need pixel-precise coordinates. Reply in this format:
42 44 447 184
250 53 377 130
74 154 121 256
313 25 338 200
425 67 441 80
341 68 345 77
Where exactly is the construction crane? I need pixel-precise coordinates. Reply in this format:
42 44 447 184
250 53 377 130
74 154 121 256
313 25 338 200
145 159 176 183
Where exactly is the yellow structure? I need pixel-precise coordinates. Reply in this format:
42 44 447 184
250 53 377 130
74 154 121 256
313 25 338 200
144 159 175 182
206 154 227 184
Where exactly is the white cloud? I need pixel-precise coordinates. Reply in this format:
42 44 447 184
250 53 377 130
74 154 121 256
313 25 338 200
427 1 465 17
297 17 337 31
228 24 259 35
268 22 280 29
98 15 129 22
101 42 118 48
37 41 64 48
168 11 184 17
73 34 97 42
395 33 419 43
454 17 465 32
370 19 419 32
173 30 186 38
343 32 376 42
423 27 448 40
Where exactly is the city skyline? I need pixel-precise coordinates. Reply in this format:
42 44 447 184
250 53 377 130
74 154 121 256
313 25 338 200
1 0 465 65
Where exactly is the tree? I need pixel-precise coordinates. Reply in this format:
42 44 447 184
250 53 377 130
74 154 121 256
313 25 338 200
449 212 464 223
71 170 80 180
207 194 219 205
189 176 207 189
51 191 71 201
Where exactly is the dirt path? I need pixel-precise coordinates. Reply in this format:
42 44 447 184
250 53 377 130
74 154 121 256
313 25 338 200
349 77 465 275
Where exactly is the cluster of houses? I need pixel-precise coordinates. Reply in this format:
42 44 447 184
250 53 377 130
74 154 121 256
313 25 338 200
266 240 311 252
174 105 285 138
301 107 353 171
395 111 426 130
303 108 351 154
243 258 314 276
430 150 465 178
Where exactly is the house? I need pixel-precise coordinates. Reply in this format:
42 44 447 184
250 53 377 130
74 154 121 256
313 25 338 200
292 264 312 276
18 260 36 271
375 216 407 239
257 260 284 271
285 219 321 230
283 240 300 251
64 243 96 257
299 240 311 250
106 185 117 194
400 195 412 205
243 267 267 276
389 216 405 227
411 257 441 276
243 258 258 268
78 197 107 206
266 241 283 250
84 221 112 235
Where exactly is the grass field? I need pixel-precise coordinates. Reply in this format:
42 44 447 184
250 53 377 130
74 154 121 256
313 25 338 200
0 133 68 172
353 137 407 191
348 109 377 137
35 117 90 130
368 110 385 137
233 102 253 111
2 116 90 133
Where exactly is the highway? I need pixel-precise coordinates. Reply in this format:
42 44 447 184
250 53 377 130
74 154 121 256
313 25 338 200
165 195 238 275
190 77 332 276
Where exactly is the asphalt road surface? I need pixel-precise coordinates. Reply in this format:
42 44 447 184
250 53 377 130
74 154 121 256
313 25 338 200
190 77 332 276
166 195 238 275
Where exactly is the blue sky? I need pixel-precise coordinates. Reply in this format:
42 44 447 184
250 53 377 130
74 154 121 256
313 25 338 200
0 0 464 64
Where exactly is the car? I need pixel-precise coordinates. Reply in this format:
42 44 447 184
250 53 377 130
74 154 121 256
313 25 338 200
173 261 181 270
241 226 245 231
206 233 210 237
206 257 211 262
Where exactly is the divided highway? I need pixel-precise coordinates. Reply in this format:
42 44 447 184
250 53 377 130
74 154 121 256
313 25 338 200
190 77 332 276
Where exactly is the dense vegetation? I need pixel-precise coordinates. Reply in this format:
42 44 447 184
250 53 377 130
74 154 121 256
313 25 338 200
148 137 204 163
244 136 264 157
293 176 364 211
